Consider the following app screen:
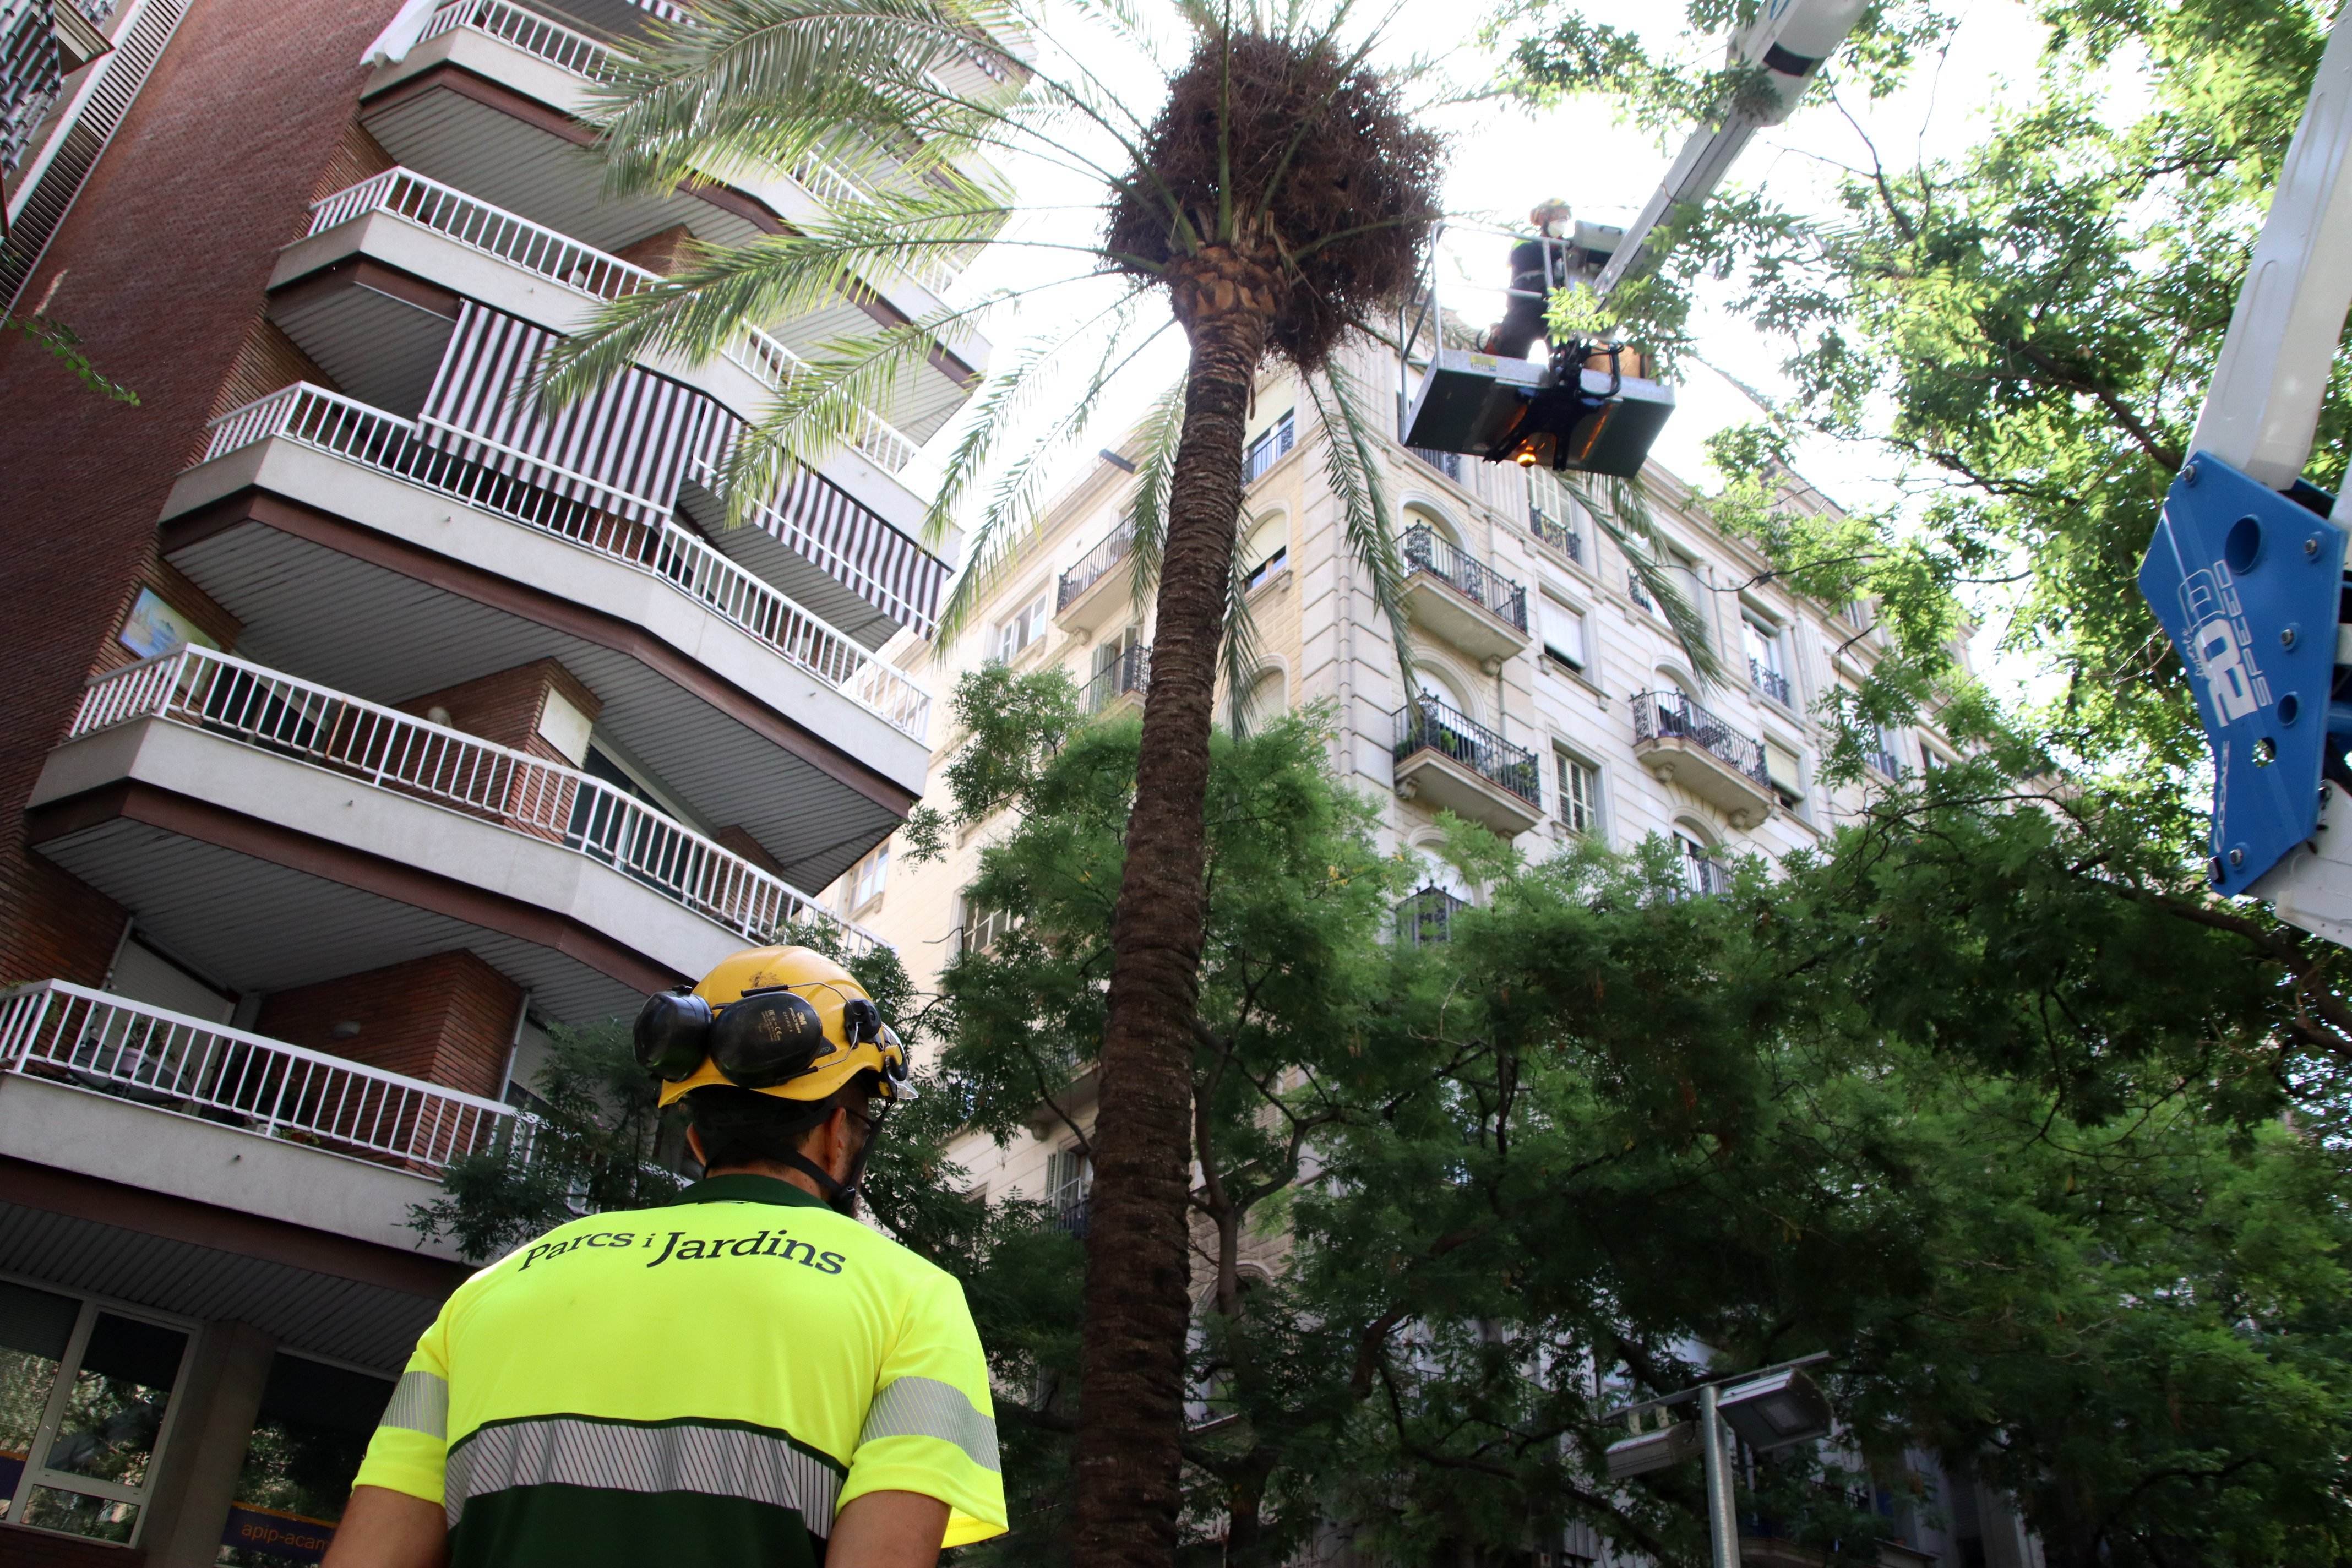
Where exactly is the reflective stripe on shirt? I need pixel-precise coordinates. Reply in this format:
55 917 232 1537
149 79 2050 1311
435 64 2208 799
444 1415 843 1533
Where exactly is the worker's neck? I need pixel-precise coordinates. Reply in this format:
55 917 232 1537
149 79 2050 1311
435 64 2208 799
705 1157 832 1202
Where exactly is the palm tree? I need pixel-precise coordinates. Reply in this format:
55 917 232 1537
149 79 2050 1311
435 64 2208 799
548 6 1441 1561
545 6 1706 1560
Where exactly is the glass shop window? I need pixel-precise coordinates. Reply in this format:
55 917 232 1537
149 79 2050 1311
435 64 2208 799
217 1353 396 1565
0 1281 192 1545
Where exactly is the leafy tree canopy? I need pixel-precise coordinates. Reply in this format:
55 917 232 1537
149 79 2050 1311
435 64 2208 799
1497 0 2350 836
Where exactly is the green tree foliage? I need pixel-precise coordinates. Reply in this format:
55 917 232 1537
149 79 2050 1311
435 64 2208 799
1500 0 2346 818
1304 765 2352 1568
910 665 1410 1564
415 671 2352 1566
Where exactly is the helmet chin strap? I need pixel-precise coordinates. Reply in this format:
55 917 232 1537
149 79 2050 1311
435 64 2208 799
779 1100 892 1218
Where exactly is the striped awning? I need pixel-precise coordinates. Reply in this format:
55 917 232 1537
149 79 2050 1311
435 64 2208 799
423 301 946 635
419 303 731 528
737 463 949 639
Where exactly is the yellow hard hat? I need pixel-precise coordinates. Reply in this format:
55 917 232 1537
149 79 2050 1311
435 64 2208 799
631 945 914 1110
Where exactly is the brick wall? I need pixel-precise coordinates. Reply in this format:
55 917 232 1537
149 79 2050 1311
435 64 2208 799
613 223 697 276
205 316 334 426
256 949 522 1098
395 659 604 765
309 119 395 204
86 557 243 682
0 0 409 990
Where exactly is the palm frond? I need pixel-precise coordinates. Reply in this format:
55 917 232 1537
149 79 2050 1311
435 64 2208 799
1305 358 1416 696
928 298 1168 642
1123 376 1188 624
1219 535 1272 736
1560 471 1724 685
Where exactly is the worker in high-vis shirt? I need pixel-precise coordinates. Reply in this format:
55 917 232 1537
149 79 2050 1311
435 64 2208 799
321 945 1006 1568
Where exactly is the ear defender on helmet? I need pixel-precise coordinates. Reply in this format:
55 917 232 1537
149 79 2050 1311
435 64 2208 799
706 988 830 1090
633 987 712 1081
840 996 882 1045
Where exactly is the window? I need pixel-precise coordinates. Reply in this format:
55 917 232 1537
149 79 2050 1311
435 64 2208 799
0 1282 193 1545
1047 1147 1092 1235
1240 668 1287 731
996 594 1049 664
1744 615 1790 706
1241 513 1288 591
1539 594 1588 671
1242 411 1295 483
850 843 890 910
1677 831 1729 899
219 1354 396 1566
1556 750 1600 837
1870 727 1907 778
1396 885 1468 946
1763 739 1805 810
961 895 1017 954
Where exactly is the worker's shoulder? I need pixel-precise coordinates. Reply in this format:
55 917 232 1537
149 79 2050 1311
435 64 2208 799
808 1209 963 1298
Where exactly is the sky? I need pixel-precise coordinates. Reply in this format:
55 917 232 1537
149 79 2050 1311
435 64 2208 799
929 0 2069 685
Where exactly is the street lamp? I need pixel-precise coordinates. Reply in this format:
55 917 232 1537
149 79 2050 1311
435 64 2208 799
1600 1354 1836 1568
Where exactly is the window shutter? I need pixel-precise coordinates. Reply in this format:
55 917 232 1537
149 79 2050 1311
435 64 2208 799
1765 739 1804 795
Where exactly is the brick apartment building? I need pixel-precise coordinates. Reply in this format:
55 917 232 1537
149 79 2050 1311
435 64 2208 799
0 0 995 1558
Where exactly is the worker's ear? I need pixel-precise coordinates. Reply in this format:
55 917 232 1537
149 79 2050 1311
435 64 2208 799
685 1124 707 1168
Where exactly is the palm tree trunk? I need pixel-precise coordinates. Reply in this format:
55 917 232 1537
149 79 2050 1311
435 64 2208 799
1072 246 1278 1568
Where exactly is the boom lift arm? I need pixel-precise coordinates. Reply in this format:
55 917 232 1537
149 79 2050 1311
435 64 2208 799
2135 14 2352 946
1399 0 1872 477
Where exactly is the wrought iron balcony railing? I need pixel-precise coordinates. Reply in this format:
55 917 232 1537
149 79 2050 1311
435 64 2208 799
1058 524 1135 611
1630 692 1771 788
1396 885 1468 947
1528 504 1582 564
1054 1196 1090 1238
0 980 519 1174
1082 644 1151 714
1627 571 1654 612
202 384 931 741
1749 658 1793 706
306 167 922 472
1392 696 1542 805
69 646 885 956
1403 524 1528 632
1407 446 1463 481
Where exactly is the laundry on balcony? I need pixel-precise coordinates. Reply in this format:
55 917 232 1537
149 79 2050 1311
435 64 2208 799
419 302 734 527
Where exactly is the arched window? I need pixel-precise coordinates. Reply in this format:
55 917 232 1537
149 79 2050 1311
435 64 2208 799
1674 822 1728 899
1240 667 1287 729
1414 662 1473 721
1402 502 1458 549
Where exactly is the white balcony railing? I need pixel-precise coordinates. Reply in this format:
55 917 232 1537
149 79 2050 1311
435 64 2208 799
200 383 931 742
0 979 519 1174
404 0 961 295
306 167 921 474
68 645 887 957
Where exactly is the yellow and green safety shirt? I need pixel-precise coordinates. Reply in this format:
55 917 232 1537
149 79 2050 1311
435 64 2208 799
352 1174 1005 1566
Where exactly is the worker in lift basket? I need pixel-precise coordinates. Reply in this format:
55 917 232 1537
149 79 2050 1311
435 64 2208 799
321 944 1005 1568
1483 198 1577 361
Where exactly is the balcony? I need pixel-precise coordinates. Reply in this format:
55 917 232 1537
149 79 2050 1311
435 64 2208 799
367 0 986 325
1401 525 1531 664
1396 885 1468 946
1056 524 1137 633
1082 644 1151 718
1528 504 1582 564
276 168 934 493
1750 658 1793 707
27 647 882 1021
1 981 516 1178
1630 691 1775 828
1407 445 1464 482
1391 697 1543 837
166 384 925 889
